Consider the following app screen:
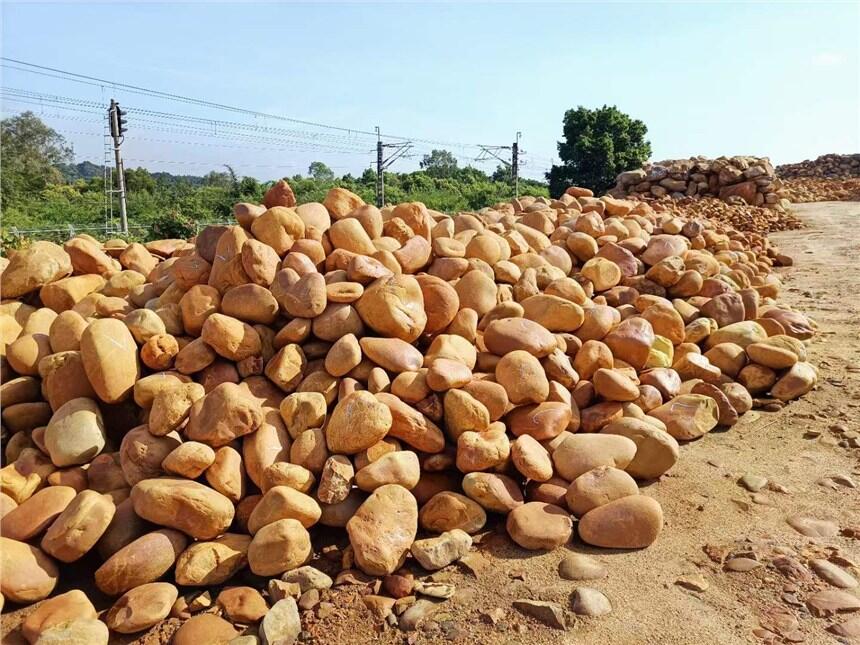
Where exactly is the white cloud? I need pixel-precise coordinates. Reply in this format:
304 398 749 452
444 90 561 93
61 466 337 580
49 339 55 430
812 51 847 67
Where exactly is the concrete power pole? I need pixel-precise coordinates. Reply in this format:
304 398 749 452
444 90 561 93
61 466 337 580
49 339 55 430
512 131 521 199
376 127 384 208
374 127 412 208
108 99 129 235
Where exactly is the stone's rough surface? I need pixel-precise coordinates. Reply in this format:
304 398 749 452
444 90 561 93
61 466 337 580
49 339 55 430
512 599 566 629
175 533 251 586
649 394 719 440
326 391 393 454
411 529 472 570
347 484 418 575
260 598 301 645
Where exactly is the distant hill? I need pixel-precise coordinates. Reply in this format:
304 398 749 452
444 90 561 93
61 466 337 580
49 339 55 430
58 161 210 186
58 161 104 181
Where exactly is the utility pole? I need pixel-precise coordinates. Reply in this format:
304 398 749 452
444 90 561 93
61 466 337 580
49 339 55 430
374 127 412 208
512 131 521 198
376 127 384 208
108 99 129 235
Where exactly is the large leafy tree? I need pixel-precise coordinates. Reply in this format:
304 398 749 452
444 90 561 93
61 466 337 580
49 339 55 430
1 111 73 204
420 149 458 178
308 161 335 181
547 105 651 196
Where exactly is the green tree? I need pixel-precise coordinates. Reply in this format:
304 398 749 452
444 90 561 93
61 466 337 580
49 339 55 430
491 164 512 183
308 161 335 181
202 170 232 187
420 149 459 178
547 105 651 196
1 111 73 204
125 167 156 193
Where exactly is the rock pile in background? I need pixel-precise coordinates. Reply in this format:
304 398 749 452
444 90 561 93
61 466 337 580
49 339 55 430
611 156 791 213
647 196 804 234
0 182 819 642
781 178 860 204
777 153 860 179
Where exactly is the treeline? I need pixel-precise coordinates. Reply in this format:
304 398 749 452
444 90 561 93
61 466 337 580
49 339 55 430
1 112 548 244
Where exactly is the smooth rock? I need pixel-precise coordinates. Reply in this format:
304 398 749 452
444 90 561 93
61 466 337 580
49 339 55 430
558 553 608 581
571 587 612 616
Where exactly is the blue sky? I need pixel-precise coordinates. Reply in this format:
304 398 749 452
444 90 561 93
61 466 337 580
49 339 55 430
2 2 858 181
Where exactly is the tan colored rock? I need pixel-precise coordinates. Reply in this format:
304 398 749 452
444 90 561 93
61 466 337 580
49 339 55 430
600 418 679 480
483 317 557 357
131 478 234 539
2 241 72 298
175 533 250 586
360 336 423 372
508 401 572 441
95 528 188 595
172 614 238 645
772 362 817 401
356 274 427 342
356 450 420 491
578 495 663 549
201 313 262 361
495 350 549 404
248 485 321 533
506 502 572 550
462 472 523 512
376 392 446 453
1 485 77 542
0 537 59 603
511 434 553 481
419 491 486 534
205 445 246 503
44 397 106 467
105 582 178 633
649 394 719 440
185 382 264 447
325 333 362 376
326 391 393 454
41 490 115 562
80 318 140 403
565 466 639 517
347 484 418 575
21 589 97 643
456 424 511 472
551 434 637 481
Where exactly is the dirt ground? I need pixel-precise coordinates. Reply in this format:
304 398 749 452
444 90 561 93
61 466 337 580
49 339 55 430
2 201 859 645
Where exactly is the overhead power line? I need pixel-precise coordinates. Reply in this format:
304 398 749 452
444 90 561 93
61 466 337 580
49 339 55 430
1 58 501 151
